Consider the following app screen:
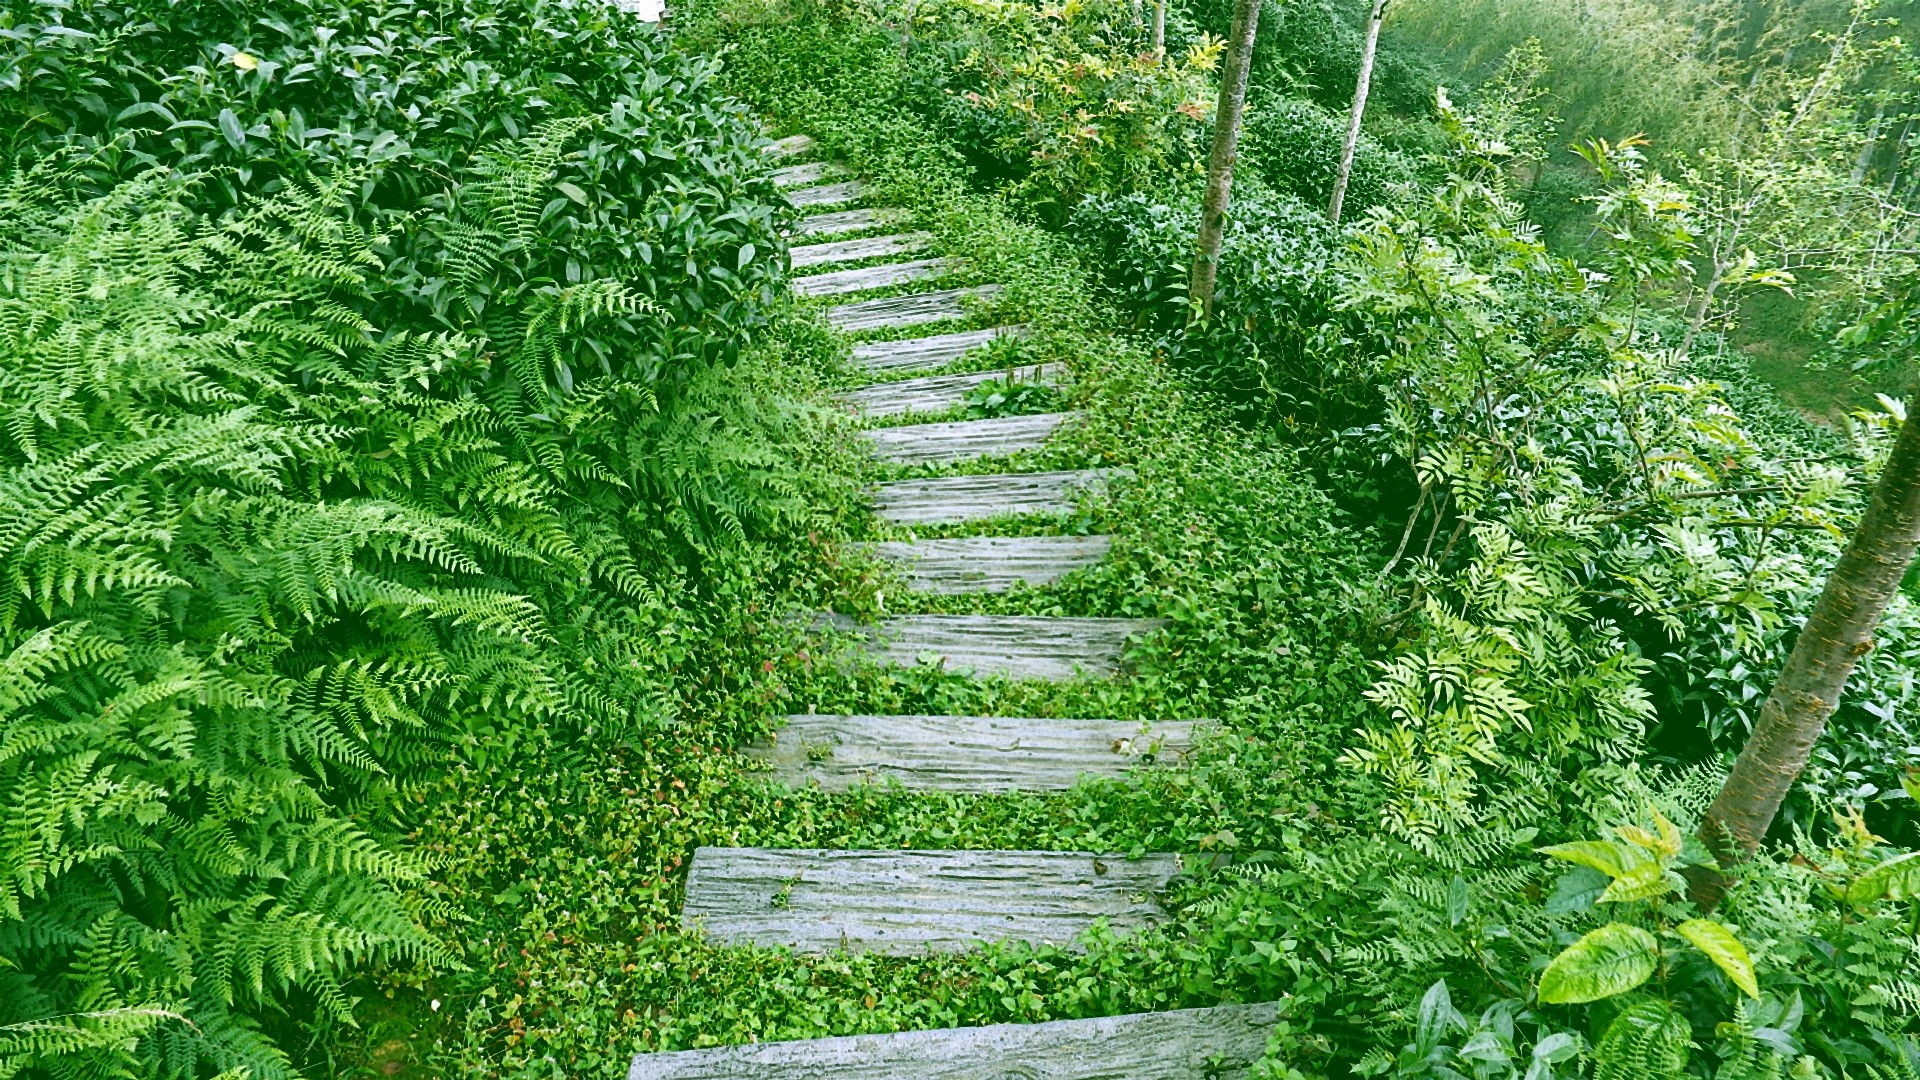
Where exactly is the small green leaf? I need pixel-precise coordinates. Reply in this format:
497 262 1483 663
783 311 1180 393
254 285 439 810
1673 918 1758 998
217 108 246 149
1545 867 1608 914
1614 810 1682 858
1597 860 1675 904
1847 851 1920 904
1446 875 1470 927
1538 923 1658 1004
1539 840 1643 879
555 181 590 205
738 242 756 269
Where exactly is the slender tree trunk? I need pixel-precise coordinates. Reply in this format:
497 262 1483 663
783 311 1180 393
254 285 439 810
1329 0 1390 225
1188 0 1260 320
1690 378 1920 909
1152 0 1166 59
1682 261 1728 357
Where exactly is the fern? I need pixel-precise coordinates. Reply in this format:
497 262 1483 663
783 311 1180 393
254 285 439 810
0 174 577 1075
1594 1000 1692 1080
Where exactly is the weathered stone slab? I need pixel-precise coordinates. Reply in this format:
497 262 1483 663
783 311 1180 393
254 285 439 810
872 469 1114 525
627 1002 1284 1080
750 712 1195 792
792 257 956 298
793 207 911 239
841 362 1065 418
871 533 1109 592
764 134 815 159
820 613 1165 680
865 412 1071 465
788 181 868 208
852 325 1028 373
826 285 1002 333
681 847 1178 953
791 232 933 270
772 161 841 188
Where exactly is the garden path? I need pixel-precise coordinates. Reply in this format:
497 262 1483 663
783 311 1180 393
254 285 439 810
627 133 1280 1080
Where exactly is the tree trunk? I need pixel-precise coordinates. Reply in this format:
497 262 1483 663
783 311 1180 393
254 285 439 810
1691 379 1920 909
1681 261 1727 358
1151 0 1166 59
1329 0 1390 225
1188 0 1260 320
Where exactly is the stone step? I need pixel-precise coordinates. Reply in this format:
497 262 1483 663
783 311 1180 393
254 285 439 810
793 206 910 239
750 712 1195 792
827 285 1001 333
788 180 868 208
627 1002 1284 1079
842 362 1065 418
871 533 1110 592
872 469 1114 525
819 612 1164 680
764 134 815 159
771 160 841 188
852 324 1028 373
793 257 956 298
790 231 933 270
865 412 1071 465
680 847 1178 954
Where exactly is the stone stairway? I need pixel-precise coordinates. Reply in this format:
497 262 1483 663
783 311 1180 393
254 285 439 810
629 131 1276 1080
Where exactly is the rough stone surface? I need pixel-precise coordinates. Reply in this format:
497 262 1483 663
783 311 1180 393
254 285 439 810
870 533 1108 592
627 1002 1283 1080
841 362 1064 418
792 207 910 238
871 469 1114 525
681 847 1178 953
865 412 1071 464
787 181 868 208
792 258 955 298
790 232 933 270
851 325 1027 373
764 134 815 159
826 285 1002 333
750 712 1196 792
819 612 1165 680
772 161 841 188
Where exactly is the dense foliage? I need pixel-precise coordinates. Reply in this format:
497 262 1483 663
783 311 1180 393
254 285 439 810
0 0 804 1073
6 0 1918 1076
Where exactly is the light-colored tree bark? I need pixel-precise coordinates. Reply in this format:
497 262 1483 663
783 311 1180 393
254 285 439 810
1152 0 1166 59
1691 379 1920 908
1188 0 1261 319
1329 0 1391 224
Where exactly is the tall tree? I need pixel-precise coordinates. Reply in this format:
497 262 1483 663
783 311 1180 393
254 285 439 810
1188 0 1261 318
1329 0 1391 224
1691 377 1920 908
